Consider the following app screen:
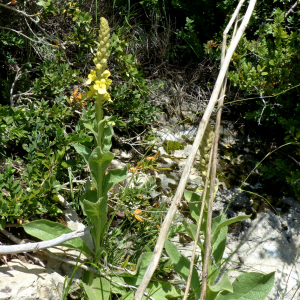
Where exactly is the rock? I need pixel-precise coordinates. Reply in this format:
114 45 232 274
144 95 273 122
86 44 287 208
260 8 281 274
222 210 300 299
157 174 178 190
0 259 65 300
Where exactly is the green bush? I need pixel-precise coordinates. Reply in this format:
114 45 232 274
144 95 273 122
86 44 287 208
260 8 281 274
0 97 93 226
228 7 300 199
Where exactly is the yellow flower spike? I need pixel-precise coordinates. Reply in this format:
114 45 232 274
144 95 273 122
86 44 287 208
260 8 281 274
86 17 112 103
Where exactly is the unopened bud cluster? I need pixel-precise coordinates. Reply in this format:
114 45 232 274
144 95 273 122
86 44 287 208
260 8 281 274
86 17 112 102
198 123 214 181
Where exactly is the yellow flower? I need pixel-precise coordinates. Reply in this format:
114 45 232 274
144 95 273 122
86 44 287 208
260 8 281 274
102 70 110 78
105 79 112 89
103 92 112 102
86 86 97 99
86 70 96 85
93 79 107 94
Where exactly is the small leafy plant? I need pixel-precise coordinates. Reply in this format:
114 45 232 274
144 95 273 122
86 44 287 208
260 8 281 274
165 189 274 300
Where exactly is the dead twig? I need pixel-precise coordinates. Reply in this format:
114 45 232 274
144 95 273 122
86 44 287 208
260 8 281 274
0 227 91 254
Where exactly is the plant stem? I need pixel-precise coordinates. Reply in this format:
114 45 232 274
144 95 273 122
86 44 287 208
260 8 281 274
95 97 104 200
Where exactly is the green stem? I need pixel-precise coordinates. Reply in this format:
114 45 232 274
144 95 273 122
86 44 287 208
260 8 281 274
95 97 105 200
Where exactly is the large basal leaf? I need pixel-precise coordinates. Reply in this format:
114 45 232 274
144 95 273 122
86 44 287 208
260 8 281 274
102 165 128 195
88 147 114 189
216 272 275 300
23 220 91 256
165 240 200 300
81 277 111 300
83 197 107 246
73 143 92 165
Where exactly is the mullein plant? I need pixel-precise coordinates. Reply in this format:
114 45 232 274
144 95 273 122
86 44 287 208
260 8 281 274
73 17 128 284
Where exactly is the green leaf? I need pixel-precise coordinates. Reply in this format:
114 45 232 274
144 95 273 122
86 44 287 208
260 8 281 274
216 272 275 300
209 272 233 293
261 72 268 75
182 220 204 252
23 220 91 256
212 215 250 244
37 0 46 7
102 122 114 152
80 190 97 215
0 219 6 230
83 197 107 247
81 277 111 300
82 120 98 141
269 60 274 66
102 165 128 195
88 147 114 189
165 240 200 300
257 65 262 72
122 252 153 286
146 281 184 299
73 143 92 165
184 190 202 222
211 225 227 266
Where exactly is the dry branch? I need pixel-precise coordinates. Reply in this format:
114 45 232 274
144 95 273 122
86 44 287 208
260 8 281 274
0 227 90 254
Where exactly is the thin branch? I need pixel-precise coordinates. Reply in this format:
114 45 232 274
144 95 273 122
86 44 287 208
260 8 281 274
9 65 21 106
0 4 66 49
256 89 268 125
285 1 299 18
0 227 91 254
134 1 257 299
0 26 44 44
0 3 39 18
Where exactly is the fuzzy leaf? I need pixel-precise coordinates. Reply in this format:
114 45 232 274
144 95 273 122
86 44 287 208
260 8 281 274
216 272 275 300
82 120 98 141
209 272 233 293
88 147 114 189
102 121 114 152
184 190 202 222
73 143 92 165
83 197 107 245
102 165 128 195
